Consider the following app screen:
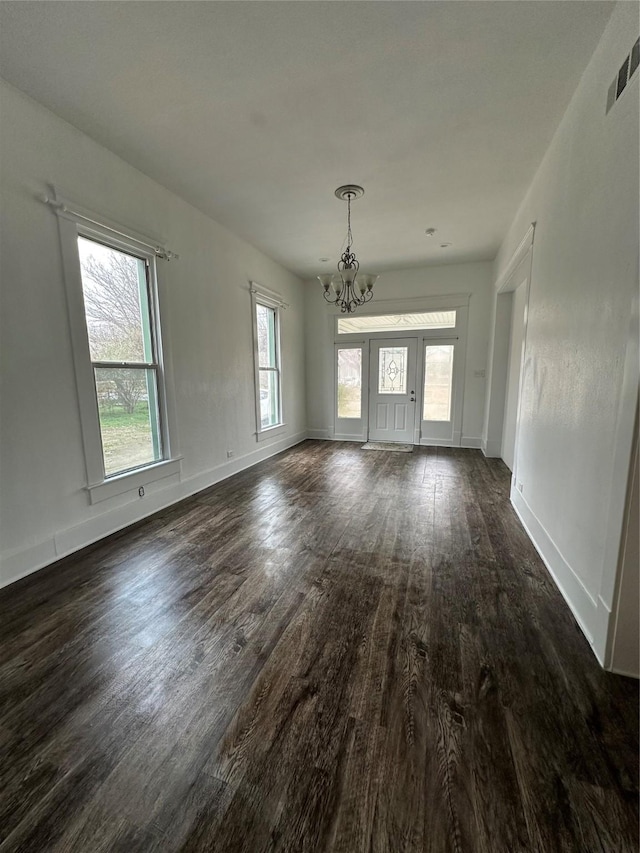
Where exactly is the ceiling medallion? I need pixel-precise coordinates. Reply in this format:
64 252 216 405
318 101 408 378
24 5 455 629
318 185 378 313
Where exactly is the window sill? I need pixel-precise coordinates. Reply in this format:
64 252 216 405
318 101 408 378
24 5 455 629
86 457 182 504
255 424 286 442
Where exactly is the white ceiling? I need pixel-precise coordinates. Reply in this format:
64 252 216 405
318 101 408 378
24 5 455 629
0 1 613 278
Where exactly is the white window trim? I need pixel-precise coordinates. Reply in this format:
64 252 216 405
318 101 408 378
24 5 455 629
250 283 286 441
54 198 181 503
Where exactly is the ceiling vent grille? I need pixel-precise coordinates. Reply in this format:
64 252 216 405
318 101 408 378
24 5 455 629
606 36 639 114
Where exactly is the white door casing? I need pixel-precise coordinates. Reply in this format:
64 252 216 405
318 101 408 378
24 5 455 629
368 338 418 443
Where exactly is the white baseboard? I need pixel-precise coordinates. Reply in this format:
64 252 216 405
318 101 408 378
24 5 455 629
482 438 502 457
0 430 308 590
0 539 59 589
307 428 330 440
310 431 482 449
510 487 603 658
178 430 307 497
461 436 482 448
609 666 640 679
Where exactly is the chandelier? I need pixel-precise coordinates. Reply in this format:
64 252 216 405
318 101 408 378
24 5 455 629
318 185 378 313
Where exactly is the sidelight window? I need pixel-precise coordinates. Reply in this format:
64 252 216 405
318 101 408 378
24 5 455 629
337 348 363 418
423 345 454 421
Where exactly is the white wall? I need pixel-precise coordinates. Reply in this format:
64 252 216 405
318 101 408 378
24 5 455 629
501 282 527 471
0 81 307 587
610 409 639 677
305 261 493 445
491 2 639 667
482 289 512 458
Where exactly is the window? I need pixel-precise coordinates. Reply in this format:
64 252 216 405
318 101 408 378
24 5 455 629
378 346 408 394
337 310 456 335
256 303 281 428
423 345 454 421
77 237 164 477
337 348 362 418
251 284 285 439
53 196 180 503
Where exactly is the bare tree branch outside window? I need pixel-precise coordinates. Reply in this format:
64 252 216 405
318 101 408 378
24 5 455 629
79 247 147 413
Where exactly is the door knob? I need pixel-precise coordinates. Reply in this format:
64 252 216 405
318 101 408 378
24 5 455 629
410 397 415 402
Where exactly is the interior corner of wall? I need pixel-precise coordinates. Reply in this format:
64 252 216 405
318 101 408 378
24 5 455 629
592 595 613 668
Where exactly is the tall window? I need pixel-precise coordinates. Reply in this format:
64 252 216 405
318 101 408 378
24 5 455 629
54 197 179 503
423 345 454 421
337 348 362 418
254 300 283 433
77 237 164 476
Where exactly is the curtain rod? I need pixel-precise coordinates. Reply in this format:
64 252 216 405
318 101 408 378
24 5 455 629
40 194 179 261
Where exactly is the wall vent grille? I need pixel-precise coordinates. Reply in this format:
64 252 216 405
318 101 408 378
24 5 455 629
606 36 639 114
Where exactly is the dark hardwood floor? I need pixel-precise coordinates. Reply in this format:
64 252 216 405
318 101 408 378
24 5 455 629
0 441 637 852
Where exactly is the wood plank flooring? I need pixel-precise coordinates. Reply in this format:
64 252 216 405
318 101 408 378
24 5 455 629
0 441 637 852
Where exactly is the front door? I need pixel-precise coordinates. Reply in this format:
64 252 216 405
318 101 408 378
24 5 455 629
368 338 418 443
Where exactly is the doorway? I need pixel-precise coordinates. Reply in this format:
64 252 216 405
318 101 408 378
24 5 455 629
331 298 470 446
368 338 418 442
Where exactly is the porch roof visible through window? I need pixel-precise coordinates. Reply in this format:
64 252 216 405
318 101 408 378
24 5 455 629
337 310 456 334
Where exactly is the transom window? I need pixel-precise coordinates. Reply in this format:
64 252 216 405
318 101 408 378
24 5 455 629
337 310 456 335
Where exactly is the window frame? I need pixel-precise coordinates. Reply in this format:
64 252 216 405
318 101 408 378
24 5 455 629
336 343 365 420
56 204 180 503
251 284 285 441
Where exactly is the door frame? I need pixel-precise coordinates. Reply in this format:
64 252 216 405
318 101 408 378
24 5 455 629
484 224 535 462
331 295 470 446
